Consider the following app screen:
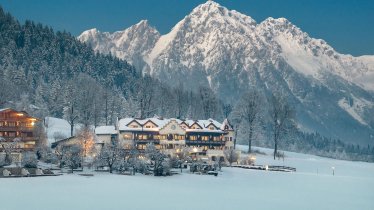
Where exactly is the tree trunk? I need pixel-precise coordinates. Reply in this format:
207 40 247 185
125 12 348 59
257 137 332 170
70 123 74 137
234 126 238 149
248 128 253 153
109 165 113 173
274 141 278 160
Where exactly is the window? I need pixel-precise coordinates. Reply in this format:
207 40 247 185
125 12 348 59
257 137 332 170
213 136 220 141
137 135 148 140
130 125 138 128
202 146 208 151
209 126 215 130
0 121 4 127
201 136 209 141
0 132 3 137
190 136 197 141
146 126 151 128
8 122 16 127
137 144 146 150
123 133 132 140
8 132 16 137
173 135 184 140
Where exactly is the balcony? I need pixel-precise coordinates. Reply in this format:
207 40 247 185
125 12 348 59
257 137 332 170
134 139 160 144
185 140 225 146
0 126 35 132
0 136 37 142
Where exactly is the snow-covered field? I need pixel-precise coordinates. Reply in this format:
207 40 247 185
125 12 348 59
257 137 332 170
1 146 373 210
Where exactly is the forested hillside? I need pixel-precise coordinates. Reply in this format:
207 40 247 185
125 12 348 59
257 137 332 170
0 7 223 126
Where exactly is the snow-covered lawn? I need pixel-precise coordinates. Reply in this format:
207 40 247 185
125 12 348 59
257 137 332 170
1 147 374 210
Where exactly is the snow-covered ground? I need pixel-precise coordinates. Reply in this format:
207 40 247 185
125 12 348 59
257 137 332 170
1 146 373 210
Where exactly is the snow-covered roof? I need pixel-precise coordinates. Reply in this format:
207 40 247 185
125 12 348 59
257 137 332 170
118 117 224 132
95 126 117 135
220 118 233 131
0 108 11 112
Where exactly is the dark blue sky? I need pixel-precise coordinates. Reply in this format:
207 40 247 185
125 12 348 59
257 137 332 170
0 0 373 56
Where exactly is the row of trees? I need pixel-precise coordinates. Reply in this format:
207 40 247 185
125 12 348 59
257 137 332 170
230 89 296 159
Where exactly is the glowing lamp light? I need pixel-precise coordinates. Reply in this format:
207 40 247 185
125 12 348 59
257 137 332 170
192 147 198 153
16 113 24 116
31 121 35 126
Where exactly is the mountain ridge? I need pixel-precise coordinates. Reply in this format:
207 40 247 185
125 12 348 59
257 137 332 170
78 1 374 145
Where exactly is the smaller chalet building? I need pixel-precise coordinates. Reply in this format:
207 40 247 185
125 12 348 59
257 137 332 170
0 108 40 151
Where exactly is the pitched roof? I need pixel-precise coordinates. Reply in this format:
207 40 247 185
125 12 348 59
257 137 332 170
220 118 233 131
118 117 223 132
95 126 116 135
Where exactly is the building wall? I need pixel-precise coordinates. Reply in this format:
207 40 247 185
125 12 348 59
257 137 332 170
0 109 39 151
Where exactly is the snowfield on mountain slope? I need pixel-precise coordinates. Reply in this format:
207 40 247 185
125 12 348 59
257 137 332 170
1 147 373 210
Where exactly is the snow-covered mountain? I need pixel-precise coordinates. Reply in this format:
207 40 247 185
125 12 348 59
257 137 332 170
78 1 374 145
79 20 160 71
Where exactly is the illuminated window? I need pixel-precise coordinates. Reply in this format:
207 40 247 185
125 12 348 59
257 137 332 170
213 136 220 141
8 122 16 127
201 136 209 141
137 144 146 150
123 133 132 140
190 136 197 141
146 126 151 128
138 135 148 140
0 132 3 137
0 121 4 127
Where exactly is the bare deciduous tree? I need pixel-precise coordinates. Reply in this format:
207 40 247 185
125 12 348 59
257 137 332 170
268 93 296 160
95 142 125 173
145 143 167 176
233 90 264 153
224 148 239 167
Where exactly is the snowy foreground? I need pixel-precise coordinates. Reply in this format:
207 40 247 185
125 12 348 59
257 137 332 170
1 147 374 210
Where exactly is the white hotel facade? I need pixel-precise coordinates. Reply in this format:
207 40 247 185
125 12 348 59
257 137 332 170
95 117 235 161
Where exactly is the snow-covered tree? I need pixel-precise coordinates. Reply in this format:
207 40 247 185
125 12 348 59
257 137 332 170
76 126 96 160
95 142 125 173
268 93 296 160
61 145 82 173
175 146 192 172
21 152 38 168
224 148 239 167
145 143 167 176
232 90 264 153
